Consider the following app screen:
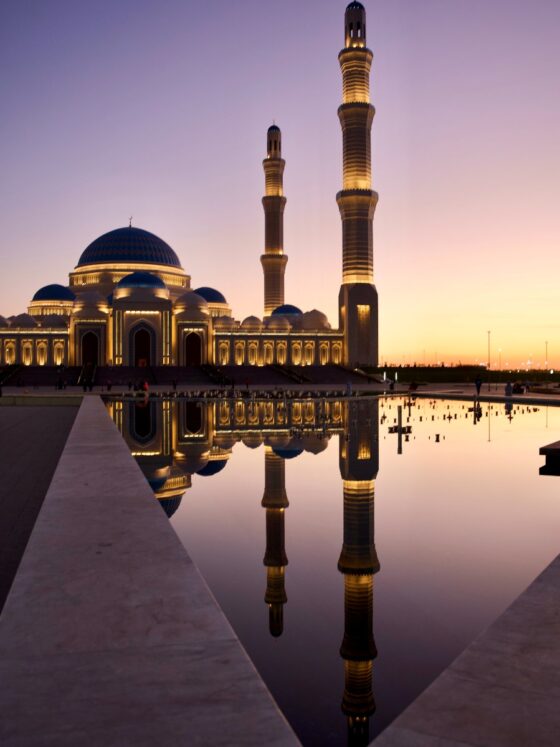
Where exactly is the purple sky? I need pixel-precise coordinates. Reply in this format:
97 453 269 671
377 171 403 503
1 0 559 364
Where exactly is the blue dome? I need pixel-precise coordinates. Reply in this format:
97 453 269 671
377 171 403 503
196 459 228 477
273 446 304 460
194 287 227 304
77 227 181 268
32 284 76 302
268 124 280 132
271 304 302 316
117 272 166 290
159 495 183 519
347 1 365 10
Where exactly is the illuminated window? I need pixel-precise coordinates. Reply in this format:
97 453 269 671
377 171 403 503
54 342 65 366
36 342 48 366
22 341 33 366
276 342 287 365
320 343 329 365
5 342 16 365
332 343 342 364
264 342 273 365
218 341 230 366
358 441 371 460
291 342 302 365
304 342 315 365
248 342 258 366
235 341 245 365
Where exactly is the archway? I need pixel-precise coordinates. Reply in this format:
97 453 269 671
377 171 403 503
82 332 99 366
130 326 154 367
185 401 202 434
184 332 202 366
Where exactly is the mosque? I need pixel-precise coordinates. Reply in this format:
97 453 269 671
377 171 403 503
0 2 378 372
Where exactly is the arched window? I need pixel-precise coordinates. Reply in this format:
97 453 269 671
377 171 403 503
36 341 48 366
276 342 287 365
248 342 258 366
304 342 315 365
264 342 274 365
5 342 16 365
218 341 230 366
332 343 342 365
320 342 329 365
22 341 33 366
82 331 99 366
235 341 245 366
53 341 65 366
291 342 302 366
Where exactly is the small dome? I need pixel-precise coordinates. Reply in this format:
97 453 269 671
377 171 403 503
273 442 304 460
176 291 209 309
271 304 302 316
347 1 365 10
213 315 237 330
302 309 330 330
241 315 263 331
159 495 184 519
268 124 280 132
197 459 228 477
11 313 38 328
32 284 76 302
266 316 292 331
41 314 69 328
77 227 181 268
194 287 227 304
117 272 166 290
242 434 264 449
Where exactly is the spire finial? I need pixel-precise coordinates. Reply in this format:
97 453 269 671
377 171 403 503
129 215 133 228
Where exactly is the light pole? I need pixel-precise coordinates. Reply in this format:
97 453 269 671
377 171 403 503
487 330 491 391
545 341 548 370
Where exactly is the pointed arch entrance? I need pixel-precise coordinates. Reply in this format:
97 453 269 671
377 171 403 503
130 324 155 367
82 331 99 366
184 332 202 366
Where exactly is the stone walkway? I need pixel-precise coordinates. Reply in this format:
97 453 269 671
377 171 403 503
0 405 77 612
0 396 298 746
373 555 560 746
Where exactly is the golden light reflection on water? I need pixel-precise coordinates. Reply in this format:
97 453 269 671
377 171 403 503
108 395 560 745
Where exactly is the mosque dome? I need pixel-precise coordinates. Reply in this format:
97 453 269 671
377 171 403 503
0 316 10 328
11 313 38 328
242 434 264 449
302 309 330 330
176 291 209 310
32 284 76 302
241 315 263 331
347 1 365 10
213 316 237 330
194 287 227 304
268 124 280 132
41 315 69 328
273 441 304 460
266 316 291 331
77 227 181 268
271 304 302 316
117 272 167 290
159 495 183 519
196 459 228 477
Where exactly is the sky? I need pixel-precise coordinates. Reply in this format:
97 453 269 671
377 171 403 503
1 0 559 367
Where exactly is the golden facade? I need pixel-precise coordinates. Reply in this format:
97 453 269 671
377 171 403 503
0 3 378 370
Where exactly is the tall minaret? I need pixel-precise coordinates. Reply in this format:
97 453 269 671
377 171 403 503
338 399 380 745
337 2 379 367
261 125 288 317
261 446 289 637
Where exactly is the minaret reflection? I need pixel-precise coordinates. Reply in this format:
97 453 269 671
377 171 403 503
261 446 289 637
338 399 380 745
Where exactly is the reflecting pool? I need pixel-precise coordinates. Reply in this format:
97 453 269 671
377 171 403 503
106 395 560 745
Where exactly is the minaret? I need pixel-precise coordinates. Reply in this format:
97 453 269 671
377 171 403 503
261 446 289 637
261 125 288 316
338 399 380 745
337 2 379 367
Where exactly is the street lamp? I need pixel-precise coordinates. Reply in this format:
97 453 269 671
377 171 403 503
487 330 491 391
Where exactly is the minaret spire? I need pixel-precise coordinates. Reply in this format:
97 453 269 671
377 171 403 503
261 124 288 317
261 447 289 637
337 1 379 366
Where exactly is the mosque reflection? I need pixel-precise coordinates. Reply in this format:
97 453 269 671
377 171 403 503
107 395 379 745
